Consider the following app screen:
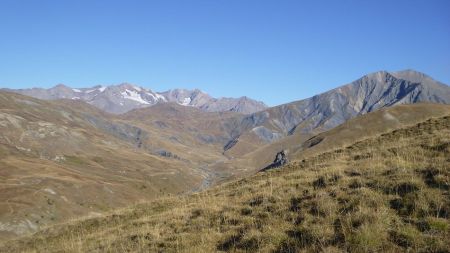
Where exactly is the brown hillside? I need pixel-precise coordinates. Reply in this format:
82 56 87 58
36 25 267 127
2 112 448 252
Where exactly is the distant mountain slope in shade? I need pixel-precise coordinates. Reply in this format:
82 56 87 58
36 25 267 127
4 84 267 114
223 70 450 153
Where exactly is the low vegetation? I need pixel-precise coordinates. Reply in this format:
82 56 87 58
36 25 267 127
1 116 449 252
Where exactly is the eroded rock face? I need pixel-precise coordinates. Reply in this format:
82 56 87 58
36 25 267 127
273 150 289 166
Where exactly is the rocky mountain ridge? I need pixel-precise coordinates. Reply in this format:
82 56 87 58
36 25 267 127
219 70 450 156
4 84 267 114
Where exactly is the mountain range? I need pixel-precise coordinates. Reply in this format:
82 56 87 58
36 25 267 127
0 69 450 240
4 84 267 114
6 69 450 150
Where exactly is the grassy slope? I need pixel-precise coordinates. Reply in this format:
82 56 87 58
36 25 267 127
2 114 449 252
291 103 450 161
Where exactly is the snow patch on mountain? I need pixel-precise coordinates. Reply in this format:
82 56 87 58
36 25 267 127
155 93 167 101
181 97 191 106
121 89 150 104
6 84 267 114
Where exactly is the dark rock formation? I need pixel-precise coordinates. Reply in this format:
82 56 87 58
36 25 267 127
261 150 289 171
155 149 180 159
223 138 239 151
302 136 324 148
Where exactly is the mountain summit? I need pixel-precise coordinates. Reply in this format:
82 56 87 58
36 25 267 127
219 69 450 152
5 84 267 114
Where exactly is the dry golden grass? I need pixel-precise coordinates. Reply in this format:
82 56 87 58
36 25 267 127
1 115 449 253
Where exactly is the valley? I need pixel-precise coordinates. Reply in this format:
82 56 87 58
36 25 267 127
1 105 448 253
0 69 449 252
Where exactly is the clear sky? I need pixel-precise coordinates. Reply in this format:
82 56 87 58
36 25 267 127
0 0 449 106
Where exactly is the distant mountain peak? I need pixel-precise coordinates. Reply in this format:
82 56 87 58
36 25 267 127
7 83 267 114
54 83 70 88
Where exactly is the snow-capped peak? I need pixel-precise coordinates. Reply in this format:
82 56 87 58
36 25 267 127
12 83 267 114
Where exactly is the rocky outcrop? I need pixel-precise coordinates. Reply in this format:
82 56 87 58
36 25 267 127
261 150 289 171
223 138 239 151
155 149 180 159
302 136 324 148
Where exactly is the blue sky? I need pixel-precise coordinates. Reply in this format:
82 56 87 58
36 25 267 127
0 0 449 106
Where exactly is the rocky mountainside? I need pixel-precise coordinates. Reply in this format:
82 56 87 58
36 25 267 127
5 84 267 114
222 70 450 156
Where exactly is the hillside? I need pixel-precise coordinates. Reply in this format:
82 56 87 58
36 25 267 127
2 112 448 252
0 90 268 240
0 91 207 240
